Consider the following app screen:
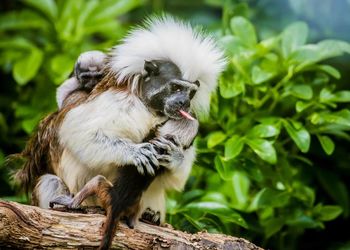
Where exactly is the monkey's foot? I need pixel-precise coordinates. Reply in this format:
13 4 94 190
49 194 77 209
140 207 161 226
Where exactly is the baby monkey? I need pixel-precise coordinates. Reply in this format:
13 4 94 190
51 54 199 250
56 50 106 109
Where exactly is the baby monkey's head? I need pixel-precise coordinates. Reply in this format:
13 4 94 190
140 60 199 120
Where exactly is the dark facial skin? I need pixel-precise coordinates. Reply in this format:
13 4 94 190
140 60 199 119
75 61 104 90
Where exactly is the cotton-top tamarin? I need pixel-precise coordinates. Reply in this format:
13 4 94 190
15 16 226 229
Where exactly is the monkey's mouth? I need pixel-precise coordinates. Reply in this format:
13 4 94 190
164 107 195 121
179 110 195 120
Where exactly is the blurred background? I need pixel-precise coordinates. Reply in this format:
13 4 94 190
1 0 350 249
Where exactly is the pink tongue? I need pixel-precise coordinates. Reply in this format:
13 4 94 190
179 110 195 120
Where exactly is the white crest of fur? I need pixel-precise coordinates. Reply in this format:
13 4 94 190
108 16 226 116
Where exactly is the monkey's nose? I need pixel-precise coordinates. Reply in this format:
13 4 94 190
176 99 189 108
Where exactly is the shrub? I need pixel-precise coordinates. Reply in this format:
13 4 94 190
167 17 350 250
1 1 350 249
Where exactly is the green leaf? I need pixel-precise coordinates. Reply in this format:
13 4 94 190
286 214 323 229
251 66 275 85
23 0 57 21
207 131 227 148
230 16 257 47
219 75 245 98
317 135 335 155
214 156 232 180
290 40 350 71
13 48 43 85
315 205 343 221
220 35 245 55
22 116 41 134
263 218 285 238
311 110 350 127
292 182 315 207
0 10 48 31
89 0 143 23
248 124 280 138
231 171 250 209
318 65 341 79
224 135 244 160
0 37 34 50
332 91 350 103
185 201 247 228
319 88 350 104
290 85 313 100
281 22 308 58
245 138 277 164
296 101 312 113
319 88 334 103
50 54 75 84
283 120 310 153
201 192 228 204
250 188 290 209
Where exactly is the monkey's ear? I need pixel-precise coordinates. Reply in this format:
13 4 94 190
144 61 159 76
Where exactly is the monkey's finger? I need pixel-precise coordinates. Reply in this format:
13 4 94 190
141 143 158 156
134 159 145 175
158 136 178 150
139 155 156 175
145 153 159 170
156 154 171 163
141 160 155 176
164 134 180 147
151 139 171 153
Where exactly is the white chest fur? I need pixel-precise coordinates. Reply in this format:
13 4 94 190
60 90 163 144
57 90 165 196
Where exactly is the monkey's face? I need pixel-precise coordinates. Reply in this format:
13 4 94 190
74 51 106 90
140 60 199 120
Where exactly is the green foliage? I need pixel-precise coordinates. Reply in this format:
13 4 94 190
1 1 350 249
168 16 350 249
0 0 143 134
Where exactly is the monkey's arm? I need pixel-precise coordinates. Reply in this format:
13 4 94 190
56 78 80 109
59 101 159 175
62 131 158 175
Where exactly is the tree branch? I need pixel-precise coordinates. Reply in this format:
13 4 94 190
0 200 263 249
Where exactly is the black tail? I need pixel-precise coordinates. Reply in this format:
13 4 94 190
98 211 121 250
98 164 158 250
98 201 124 250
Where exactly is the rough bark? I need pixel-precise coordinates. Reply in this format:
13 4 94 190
0 200 263 250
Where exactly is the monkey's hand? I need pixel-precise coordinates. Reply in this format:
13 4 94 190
132 143 159 176
151 135 184 171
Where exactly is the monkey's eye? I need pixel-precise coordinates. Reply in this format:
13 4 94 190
171 83 183 92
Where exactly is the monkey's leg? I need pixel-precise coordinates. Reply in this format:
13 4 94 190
49 175 113 209
123 202 141 229
32 174 71 209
